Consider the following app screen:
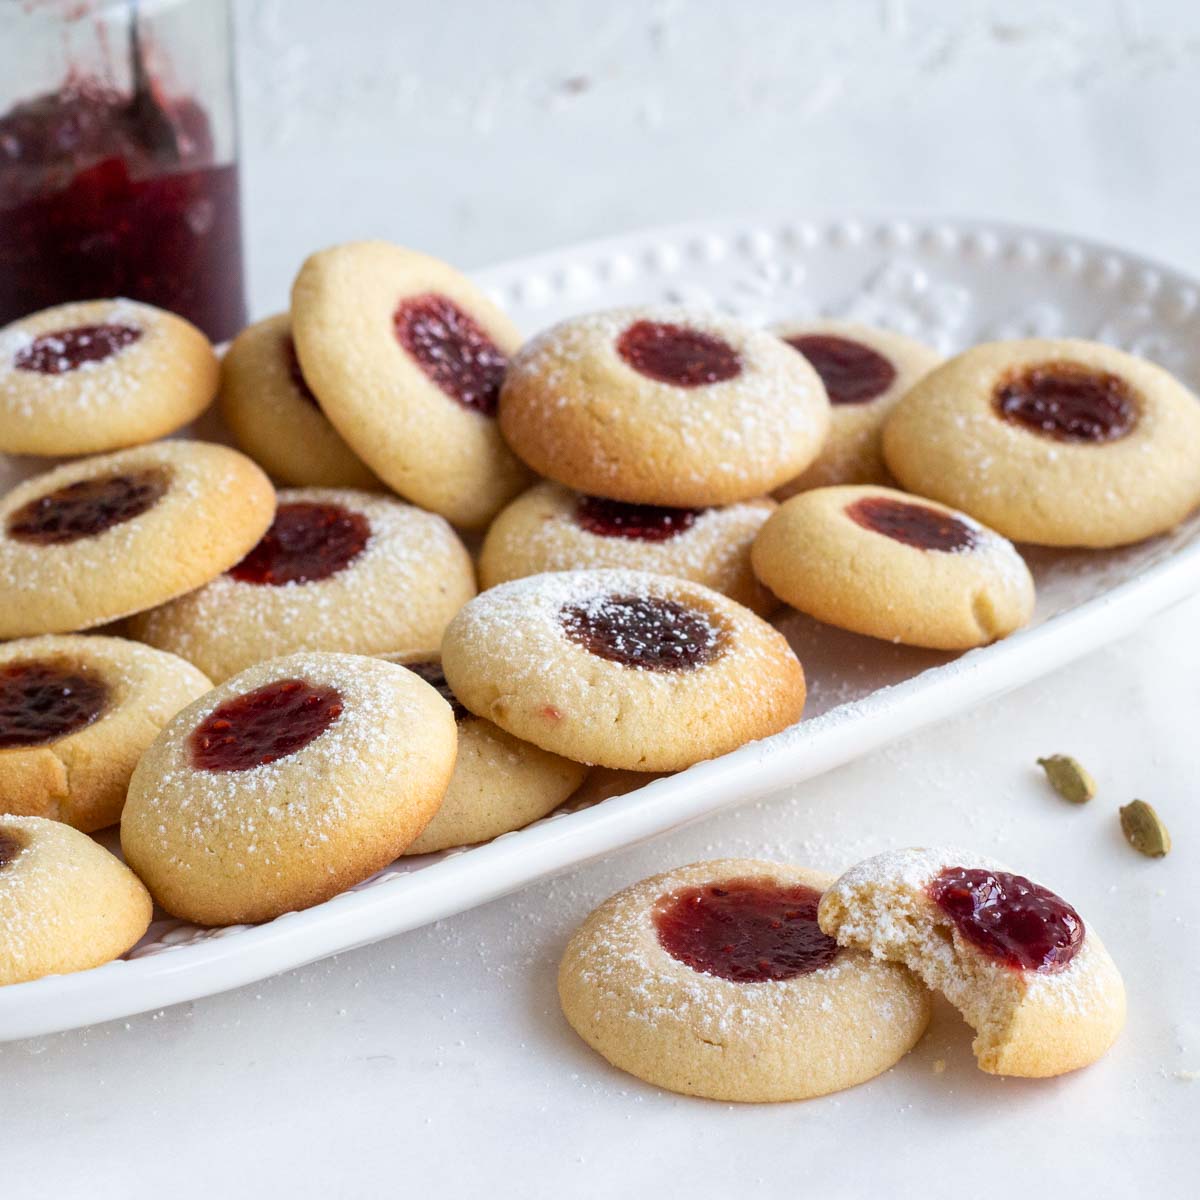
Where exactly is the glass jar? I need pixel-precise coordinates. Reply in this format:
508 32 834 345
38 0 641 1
0 0 246 341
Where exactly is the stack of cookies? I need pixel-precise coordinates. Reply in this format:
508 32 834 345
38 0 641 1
1 239 1197 1000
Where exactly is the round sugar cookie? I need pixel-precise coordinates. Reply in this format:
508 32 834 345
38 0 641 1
0 299 218 456
478 482 776 614
498 306 830 507
219 313 380 490
772 320 942 495
818 848 1126 1078
0 815 152 986
128 488 475 682
752 485 1035 649
882 338 1200 547
0 635 211 832
442 569 806 772
381 653 586 855
0 441 275 638
558 859 931 1102
291 241 530 529
121 652 457 926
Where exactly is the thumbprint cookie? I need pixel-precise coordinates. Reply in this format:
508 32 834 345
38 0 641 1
441 569 805 772
0 815 152 986
128 488 475 682
0 441 275 638
558 860 931 1101
818 848 1126 1077
0 635 211 831
752 485 1035 649
0 299 218 456
121 652 457 926
478 481 776 614
290 241 530 529
882 338 1200 547
382 653 586 855
219 313 380 490
498 306 830 507
773 320 942 494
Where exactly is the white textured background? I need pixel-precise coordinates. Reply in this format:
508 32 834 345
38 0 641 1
6 2 1200 1197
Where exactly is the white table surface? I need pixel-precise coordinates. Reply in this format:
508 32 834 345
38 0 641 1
4 1 1199 1196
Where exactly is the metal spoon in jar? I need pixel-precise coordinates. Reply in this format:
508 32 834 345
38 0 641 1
126 0 180 162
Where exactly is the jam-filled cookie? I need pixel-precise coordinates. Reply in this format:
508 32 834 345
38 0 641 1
0 299 218 456
219 313 380 490
558 859 931 1102
0 441 275 638
478 482 776 614
121 652 457 926
290 241 530 529
499 306 830 507
773 320 942 495
0 635 211 832
442 569 805 772
882 339 1200 547
752 485 1035 649
128 488 475 682
381 653 586 855
0 815 152 986
818 848 1126 1077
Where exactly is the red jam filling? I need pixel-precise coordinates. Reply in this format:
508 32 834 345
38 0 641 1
393 293 508 416
0 661 108 750
283 335 320 408
560 594 725 671
575 495 702 542
6 468 168 545
994 362 1138 443
229 502 370 586
0 828 26 868
401 660 468 721
846 495 977 553
14 323 142 374
616 320 742 387
0 79 245 342
784 333 896 405
929 866 1084 973
654 877 839 983
190 680 343 773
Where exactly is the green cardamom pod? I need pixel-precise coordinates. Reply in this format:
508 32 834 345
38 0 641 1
1119 800 1171 858
1037 755 1096 804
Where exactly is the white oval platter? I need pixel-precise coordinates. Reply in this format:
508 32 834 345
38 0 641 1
3 214 1200 1041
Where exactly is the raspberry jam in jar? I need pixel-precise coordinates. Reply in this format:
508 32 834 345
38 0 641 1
0 1 245 341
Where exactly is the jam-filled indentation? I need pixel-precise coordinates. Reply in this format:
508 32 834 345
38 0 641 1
393 293 508 416
190 679 344 773
928 866 1084 973
0 828 27 869
6 467 168 545
994 361 1138 443
784 333 896 405
846 494 977 553
14 322 143 374
616 320 742 387
560 593 726 671
654 876 839 982
401 659 468 721
0 660 109 749
283 334 320 408
575 495 702 542
229 502 370 586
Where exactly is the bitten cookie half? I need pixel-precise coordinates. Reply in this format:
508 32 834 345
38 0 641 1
0 815 152 986
773 319 942 494
0 635 211 831
442 569 805 772
121 652 457 926
499 306 830 507
818 847 1126 1077
291 241 530 528
752 485 1035 649
882 338 1200 547
0 298 218 457
558 859 931 1101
